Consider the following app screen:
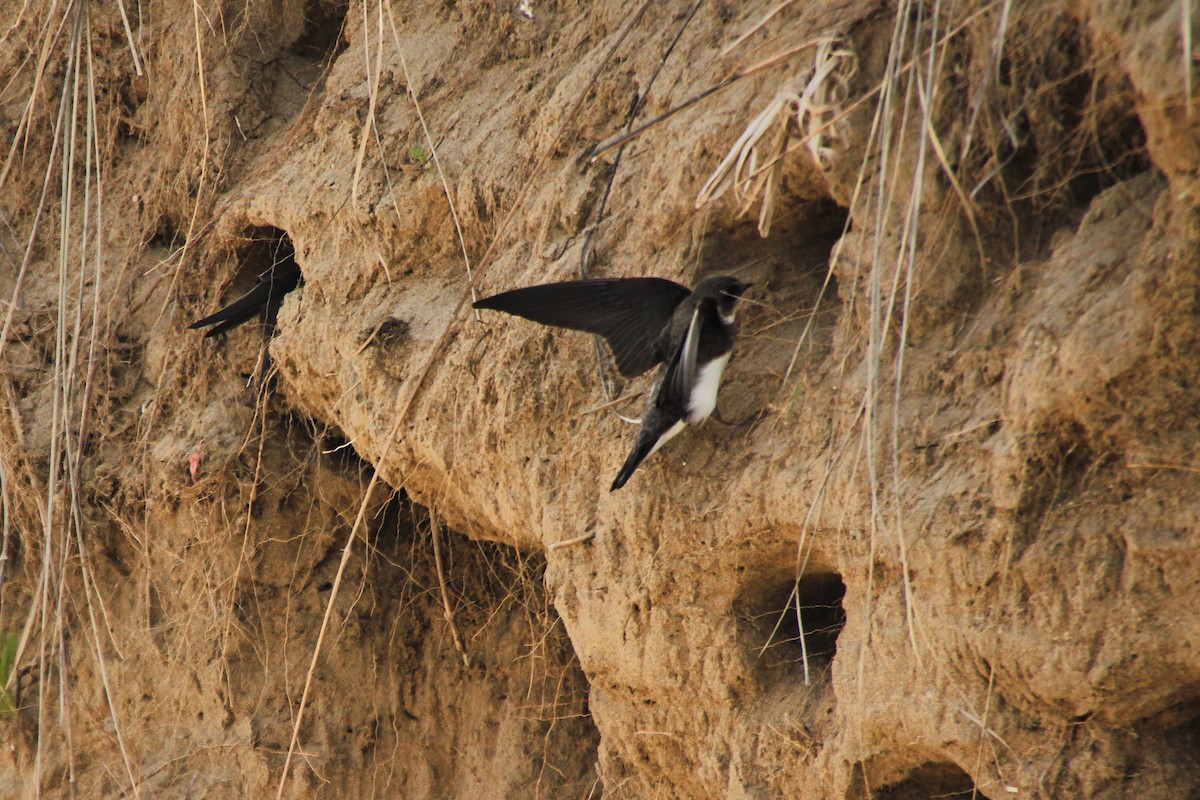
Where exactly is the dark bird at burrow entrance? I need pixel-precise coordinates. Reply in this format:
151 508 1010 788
189 253 302 337
473 274 752 490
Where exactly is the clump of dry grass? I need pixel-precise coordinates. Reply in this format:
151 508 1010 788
800 0 1156 793
696 36 856 237
0 2 145 794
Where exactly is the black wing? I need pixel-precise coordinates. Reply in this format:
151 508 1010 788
661 305 701 415
473 278 690 377
190 260 302 338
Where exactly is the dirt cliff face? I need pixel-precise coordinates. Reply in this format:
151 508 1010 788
1 0 1198 797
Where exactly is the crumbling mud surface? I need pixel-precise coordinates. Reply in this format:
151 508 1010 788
1 0 1198 797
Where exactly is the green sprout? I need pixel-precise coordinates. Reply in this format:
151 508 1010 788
0 630 18 716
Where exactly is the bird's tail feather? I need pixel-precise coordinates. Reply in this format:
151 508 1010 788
189 284 271 333
610 437 656 491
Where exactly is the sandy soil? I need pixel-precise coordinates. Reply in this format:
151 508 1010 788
0 0 1198 797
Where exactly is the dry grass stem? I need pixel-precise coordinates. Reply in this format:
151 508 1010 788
386 5 478 312
696 37 856 236
577 391 642 417
429 512 470 667
547 532 595 551
718 0 798 58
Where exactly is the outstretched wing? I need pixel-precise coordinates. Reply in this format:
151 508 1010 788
473 278 690 377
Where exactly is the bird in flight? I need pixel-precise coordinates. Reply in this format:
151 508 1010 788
474 274 752 490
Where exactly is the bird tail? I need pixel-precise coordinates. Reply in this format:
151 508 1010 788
190 261 302 337
610 436 657 491
189 283 272 337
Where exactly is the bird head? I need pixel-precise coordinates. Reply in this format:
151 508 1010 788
697 275 753 323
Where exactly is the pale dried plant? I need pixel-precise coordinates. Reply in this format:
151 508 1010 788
696 36 856 237
0 2 143 794
275 1 657 792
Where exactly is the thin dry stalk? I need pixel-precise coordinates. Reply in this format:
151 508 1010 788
577 391 642 417
276 6 655 787
585 39 825 163
350 0 385 206
547 532 595 551
36 7 82 792
719 0 798 57
386 5 477 311
579 0 701 410
428 512 470 667
154 0 214 327
0 51 70 361
854 0 917 714
0 460 10 600
696 37 856 236
274 467 388 800
1183 0 1193 117
382 0 654 443
0 0 72 194
217 371 273 703
114 0 143 76
68 15 139 792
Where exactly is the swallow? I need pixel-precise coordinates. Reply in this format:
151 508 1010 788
473 274 752 490
189 253 302 337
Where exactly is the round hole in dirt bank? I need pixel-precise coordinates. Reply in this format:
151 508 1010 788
874 761 987 800
236 226 300 295
191 226 303 339
1122 698 1200 796
794 571 847 664
693 199 847 303
737 568 847 682
291 0 349 63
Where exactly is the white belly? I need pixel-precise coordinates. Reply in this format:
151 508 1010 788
686 353 729 425
645 419 687 460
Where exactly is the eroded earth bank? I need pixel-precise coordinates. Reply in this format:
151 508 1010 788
1 0 1199 797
